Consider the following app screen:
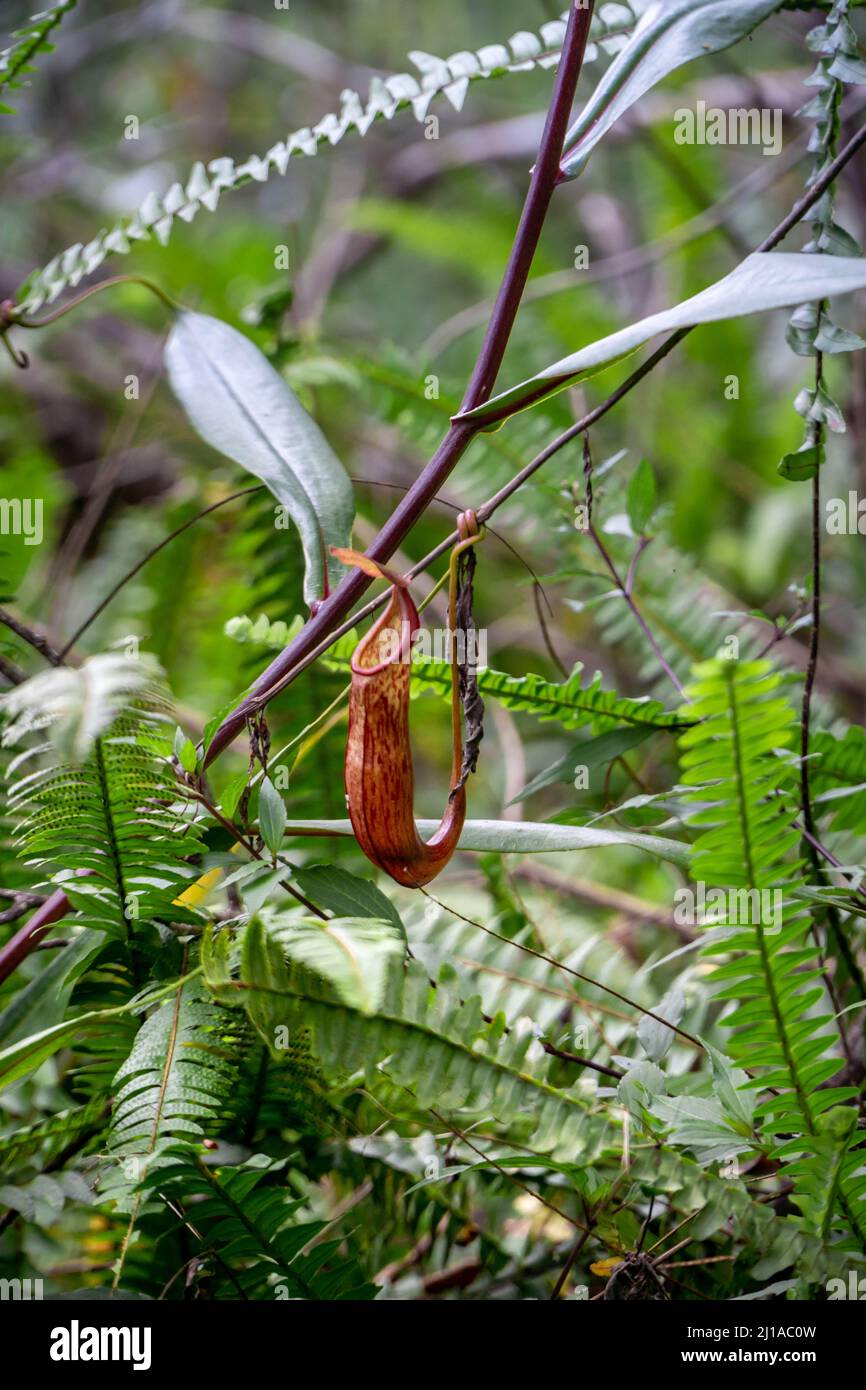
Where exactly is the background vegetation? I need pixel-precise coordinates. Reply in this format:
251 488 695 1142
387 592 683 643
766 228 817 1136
1 0 865 1301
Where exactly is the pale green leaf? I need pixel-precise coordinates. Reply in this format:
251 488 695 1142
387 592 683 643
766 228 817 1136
561 0 782 177
282 818 690 866
165 311 354 605
461 253 866 424
258 776 288 856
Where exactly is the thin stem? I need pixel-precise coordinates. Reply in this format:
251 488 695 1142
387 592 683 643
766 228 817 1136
800 348 824 839
189 787 327 919
428 1108 588 1235
0 653 25 686
590 521 684 697
417 884 702 1048
550 1226 593 1300
203 0 596 766
9 274 183 327
0 607 62 665
581 439 685 698
205 113 866 767
58 486 262 659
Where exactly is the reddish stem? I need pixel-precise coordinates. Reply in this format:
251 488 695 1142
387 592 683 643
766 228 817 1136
0 888 75 984
203 0 596 768
2 5 598 983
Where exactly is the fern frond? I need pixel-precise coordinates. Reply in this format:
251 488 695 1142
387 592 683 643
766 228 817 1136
155 1150 377 1299
0 1097 105 1175
204 919 611 1163
355 355 572 508
101 976 241 1211
410 657 691 736
678 658 866 1253
1 653 155 764
228 610 688 736
590 543 770 690
811 725 866 834
226 1027 334 1145
6 700 205 942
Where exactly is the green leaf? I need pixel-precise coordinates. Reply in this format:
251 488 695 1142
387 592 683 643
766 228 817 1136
220 771 249 820
0 1009 121 1090
704 1040 757 1131
626 459 657 534
291 863 405 937
461 253 866 425
178 739 197 774
282 818 690 867
165 312 354 605
778 440 824 480
561 0 782 177
406 657 688 735
649 1092 755 1165
511 726 653 802
101 979 241 1210
0 931 104 1047
258 776 288 855
637 985 686 1062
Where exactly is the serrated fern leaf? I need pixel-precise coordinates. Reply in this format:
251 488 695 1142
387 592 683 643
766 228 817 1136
811 725 866 834
155 1151 377 1299
230 609 688 736
0 1097 105 1176
204 920 610 1163
262 912 407 1015
101 977 240 1210
226 1027 334 1145
411 658 691 735
678 658 866 1252
5 700 205 942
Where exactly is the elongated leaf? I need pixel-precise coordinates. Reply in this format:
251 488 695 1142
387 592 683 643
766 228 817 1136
627 459 657 535
0 1008 121 1090
560 0 782 177
461 254 866 424
291 863 405 936
258 775 288 855
511 726 653 802
282 818 690 866
0 930 103 1047
165 311 354 605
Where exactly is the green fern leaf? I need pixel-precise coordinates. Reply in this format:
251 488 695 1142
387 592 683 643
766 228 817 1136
678 658 866 1253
